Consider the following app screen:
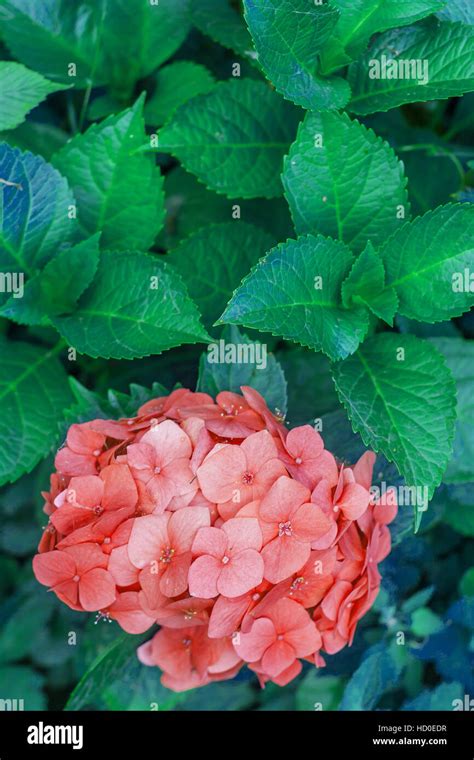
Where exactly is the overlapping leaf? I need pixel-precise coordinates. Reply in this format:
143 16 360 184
282 111 409 253
0 61 68 131
191 0 255 60
144 62 215 127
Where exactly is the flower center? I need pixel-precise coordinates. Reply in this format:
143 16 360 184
290 576 305 593
278 520 293 537
93 449 101 457
184 609 196 621
103 537 111 545
159 547 175 564
93 505 104 516
295 457 302 465
154 466 162 474
277 634 284 641
222 555 230 565
73 575 80 582
182 638 192 648
242 471 254 485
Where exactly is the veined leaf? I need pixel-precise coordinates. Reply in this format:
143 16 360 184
168 222 275 329
282 111 409 253
157 80 301 199
0 338 72 485
322 0 443 72
0 61 68 131
341 241 399 324
0 142 75 283
348 20 474 114
378 204 474 322
144 62 215 127
243 0 350 111
437 0 474 24
218 234 369 361
53 97 164 251
52 250 210 360
331 333 457 498
0 234 101 325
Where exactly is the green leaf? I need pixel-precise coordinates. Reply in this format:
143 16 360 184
437 0 474 24
0 234 101 325
401 144 464 217
99 0 191 97
0 61 68 131
219 234 369 360
460 568 474 596
331 333 457 500
429 338 474 484
0 120 68 160
197 324 287 416
52 250 210 360
243 0 350 111
322 0 443 72
144 62 215 127
0 142 75 283
0 338 73 485
342 241 399 324
168 222 275 330
0 0 106 86
348 20 474 114
378 204 474 323
296 673 344 711
0 592 55 663
402 681 464 710
410 607 444 637
339 644 403 710
159 167 294 250
53 97 164 251
442 483 474 536
282 111 409 254
0 665 45 709
157 79 301 199
191 0 255 60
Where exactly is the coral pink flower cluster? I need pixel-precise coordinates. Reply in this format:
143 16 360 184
33 386 396 692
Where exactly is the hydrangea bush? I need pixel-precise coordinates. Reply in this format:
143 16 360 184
0 0 473 710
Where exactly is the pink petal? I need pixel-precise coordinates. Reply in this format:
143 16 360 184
337 483 370 520
192 526 227 559
33 551 75 587
197 444 246 503
160 552 192 597
128 514 170 569
141 420 192 466
292 502 332 542
62 542 107 574
208 594 251 638
168 507 210 554
108 545 139 586
261 639 295 678
241 429 278 470
285 622 322 657
108 592 155 633
259 476 310 524
321 580 352 620
223 517 262 553
79 568 116 611
352 451 376 490
100 463 138 510
262 536 310 584
188 555 222 598
233 617 276 662
217 549 264 598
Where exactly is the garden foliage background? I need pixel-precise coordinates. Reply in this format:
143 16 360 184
0 0 473 711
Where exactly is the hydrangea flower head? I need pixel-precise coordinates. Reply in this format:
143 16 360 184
33 386 397 692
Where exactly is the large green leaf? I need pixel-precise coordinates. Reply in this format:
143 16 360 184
53 97 164 251
282 111 409 253
348 20 474 114
322 0 443 72
52 250 210 360
168 222 275 329
0 234 101 325
219 234 369 360
378 204 474 323
339 644 403 710
197 324 287 416
0 142 75 287
331 333 457 498
430 338 474 484
243 0 350 111
0 61 68 131
191 0 255 60
157 79 301 199
0 338 72 485
144 62 215 127
0 0 105 86
437 0 474 24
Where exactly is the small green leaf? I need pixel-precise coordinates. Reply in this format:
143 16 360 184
243 0 350 111
197 324 287 416
460 568 474 597
0 61 68 131
0 338 73 485
0 120 68 160
219 234 369 360
0 234 101 325
411 607 444 637
52 250 210 360
53 97 164 251
157 79 301 199
341 241 399 324
339 644 403 710
0 665 45 710
296 673 344 711
144 62 215 127
430 338 474 484
331 333 457 499
168 222 275 329
282 111 409 253
378 204 474 323
276 346 340 425
191 0 255 60
348 20 474 114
